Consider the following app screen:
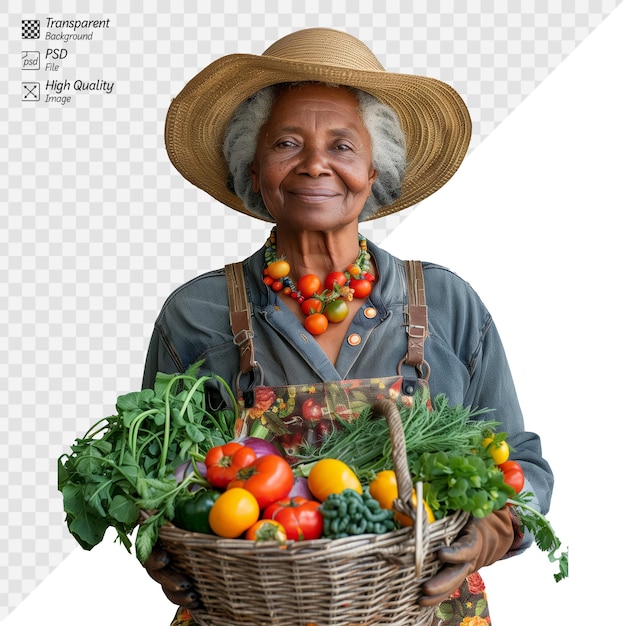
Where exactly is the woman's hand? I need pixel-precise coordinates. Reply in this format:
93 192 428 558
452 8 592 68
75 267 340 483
418 508 514 606
144 544 200 609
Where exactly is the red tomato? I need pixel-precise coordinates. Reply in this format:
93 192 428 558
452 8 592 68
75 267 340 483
304 313 328 335
297 274 322 298
263 496 323 541
350 278 372 299
228 454 294 509
302 397 323 421
204 442 257 489
301 297 323 316
324 271 347 291
499 460 525 494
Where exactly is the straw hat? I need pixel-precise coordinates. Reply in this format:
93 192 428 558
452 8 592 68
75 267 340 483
165 27 471 221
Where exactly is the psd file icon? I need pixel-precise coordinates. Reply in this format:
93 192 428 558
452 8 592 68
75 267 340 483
22 51 40 70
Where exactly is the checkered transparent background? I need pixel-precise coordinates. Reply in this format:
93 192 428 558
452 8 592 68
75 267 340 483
1 0 621 618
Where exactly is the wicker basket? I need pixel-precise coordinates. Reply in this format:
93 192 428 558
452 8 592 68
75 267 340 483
148 398 469 626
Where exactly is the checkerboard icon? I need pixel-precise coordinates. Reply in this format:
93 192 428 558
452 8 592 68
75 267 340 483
22 19 40 39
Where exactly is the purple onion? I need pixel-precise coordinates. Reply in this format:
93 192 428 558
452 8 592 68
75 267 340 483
174 459 207 491
288 476 314 500
238 436 282 458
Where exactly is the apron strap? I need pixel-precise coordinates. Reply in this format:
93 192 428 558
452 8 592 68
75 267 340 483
225 262 257 375
402 260 429 381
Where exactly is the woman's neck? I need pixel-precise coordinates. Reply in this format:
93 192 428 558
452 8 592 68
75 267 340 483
273 225 361 282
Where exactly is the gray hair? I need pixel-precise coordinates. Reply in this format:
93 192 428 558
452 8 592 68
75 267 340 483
223 83 407 221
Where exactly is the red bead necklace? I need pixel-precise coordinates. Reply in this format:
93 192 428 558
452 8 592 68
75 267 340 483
262 229 375 335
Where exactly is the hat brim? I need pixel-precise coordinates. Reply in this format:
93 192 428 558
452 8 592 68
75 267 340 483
165 53 472 221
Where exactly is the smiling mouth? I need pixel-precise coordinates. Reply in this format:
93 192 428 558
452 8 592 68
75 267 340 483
288 188 340 202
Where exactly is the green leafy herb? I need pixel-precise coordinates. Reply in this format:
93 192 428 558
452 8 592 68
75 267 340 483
509 491 569 582
58 361 236 562
293 391 500 481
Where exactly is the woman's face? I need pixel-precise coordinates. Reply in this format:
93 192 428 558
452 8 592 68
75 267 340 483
250 83 377 231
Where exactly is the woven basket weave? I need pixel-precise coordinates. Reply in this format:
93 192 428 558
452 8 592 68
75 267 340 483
149 398 469 626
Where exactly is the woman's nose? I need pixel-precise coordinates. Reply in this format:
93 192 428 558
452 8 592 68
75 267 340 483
296 145 331 176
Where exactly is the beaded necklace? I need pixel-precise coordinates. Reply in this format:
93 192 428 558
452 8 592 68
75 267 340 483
262 228 375 335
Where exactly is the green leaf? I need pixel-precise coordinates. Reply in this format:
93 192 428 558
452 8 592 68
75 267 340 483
185 423 205 443
109 495 140 525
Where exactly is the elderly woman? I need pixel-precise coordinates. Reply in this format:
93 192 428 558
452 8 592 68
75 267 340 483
143 28 553 626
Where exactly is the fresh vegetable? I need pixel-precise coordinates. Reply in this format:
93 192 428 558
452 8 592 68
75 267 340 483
483 435 510 465
415 450 514 520
297 274 322 298
307 459 362 502
319 489 395 538
304 313 329 336
324 299 349 323
349 278 372 299
245 519 288 542
263 496 324 541
57 361 237 562
301 297 323 316
204 442 257 489
288 476 314 500
266 259 290 280
228 453 294 509
368 470 434 526
173 488 220 533
209 487 260 538
237 436 281 458
510 491 568 582
293 392 498 482
324 271 347 290
498 460 525 494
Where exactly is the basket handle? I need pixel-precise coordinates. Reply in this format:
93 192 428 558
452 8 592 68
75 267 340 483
371 398 428 577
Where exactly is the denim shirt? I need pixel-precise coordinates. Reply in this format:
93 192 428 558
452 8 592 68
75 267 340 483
142 239 554 547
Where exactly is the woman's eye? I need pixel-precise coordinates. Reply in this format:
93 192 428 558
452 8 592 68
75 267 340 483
334 143 352 151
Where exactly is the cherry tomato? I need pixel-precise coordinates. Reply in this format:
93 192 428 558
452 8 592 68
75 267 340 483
304 312 328 335
307 459 362 502
263 496 323 541
228 453 294 509
324 299 349 323
499 460 525 494
297 274 322 298
209 487 260 538
483 437 510 465
245 519 288 542
267 260 290 280
350 278 372 299
301 297 323 316
324 271 347 291
204 442 257 489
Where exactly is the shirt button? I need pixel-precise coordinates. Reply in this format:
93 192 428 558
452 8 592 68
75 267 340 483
347 333 361 346
364 307 377 319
